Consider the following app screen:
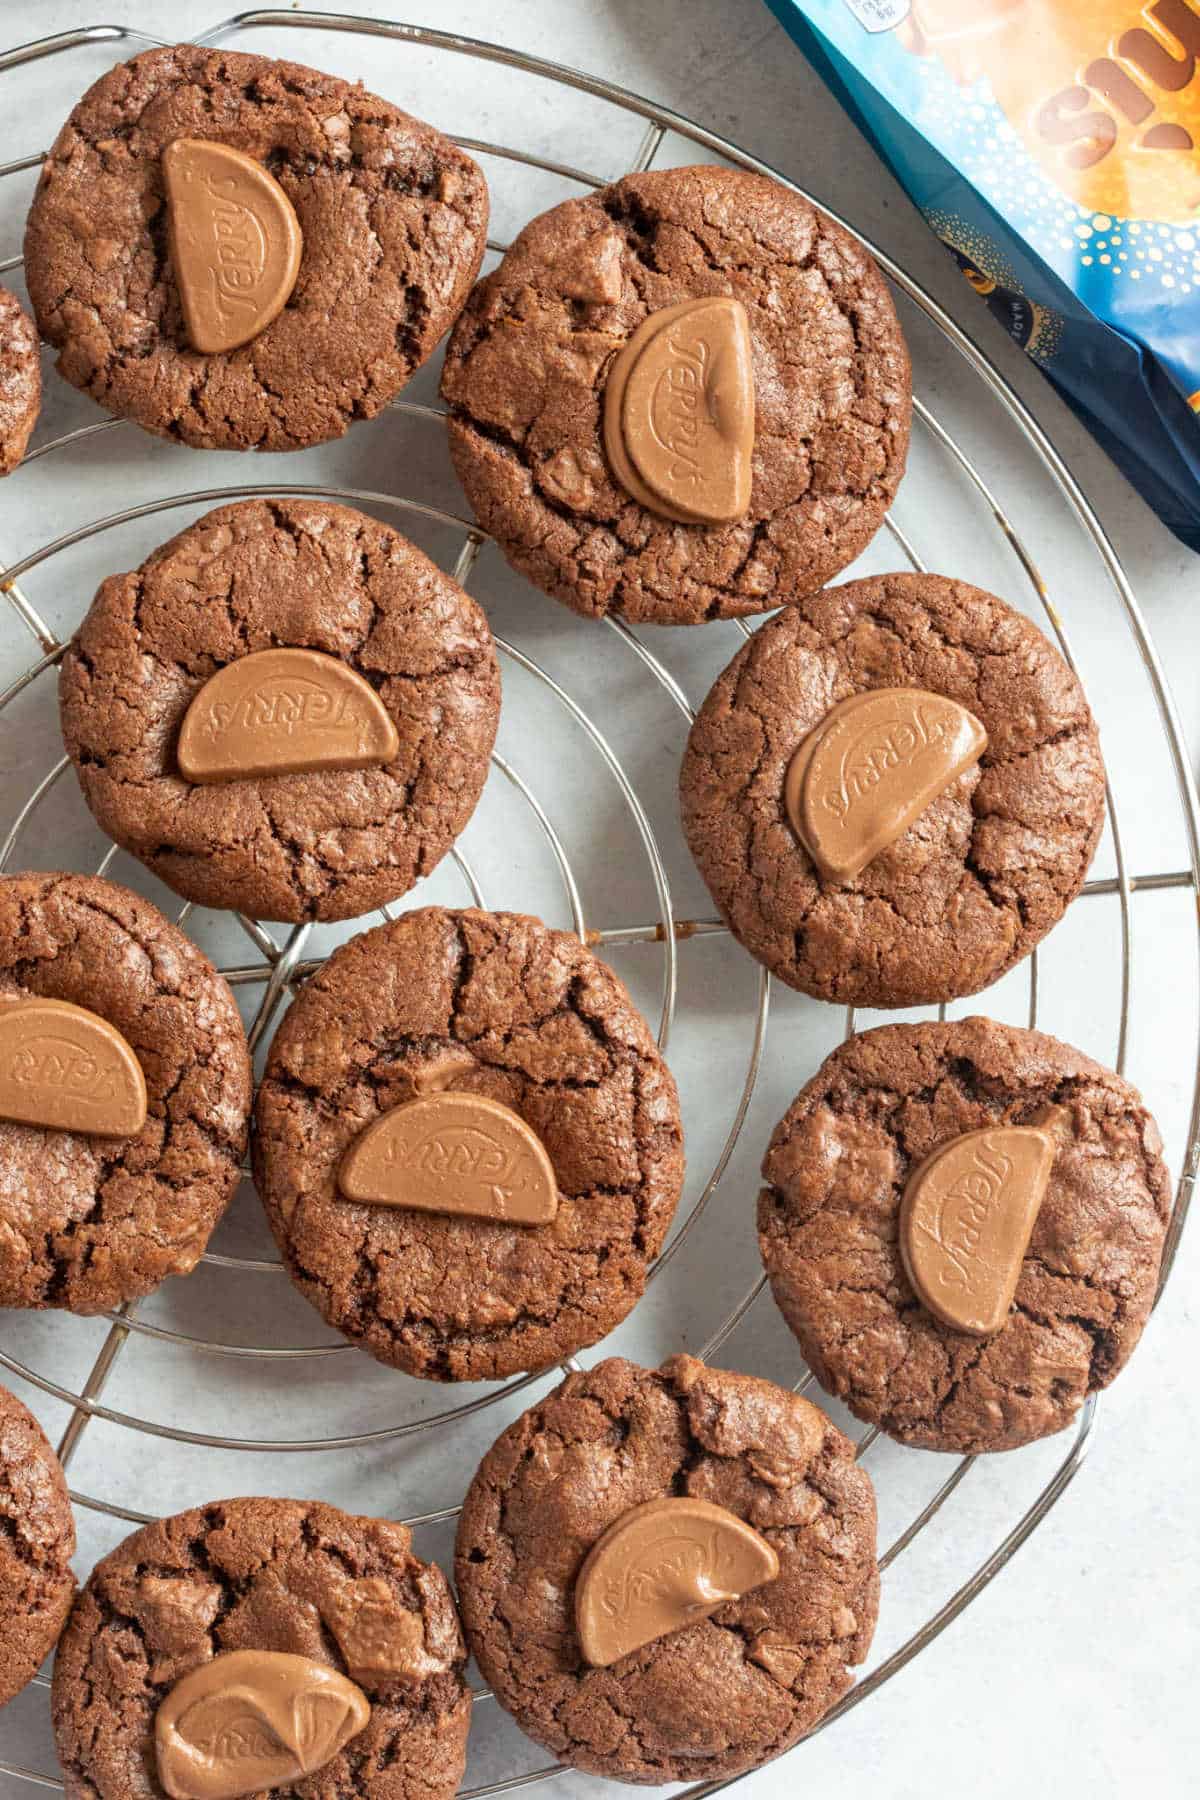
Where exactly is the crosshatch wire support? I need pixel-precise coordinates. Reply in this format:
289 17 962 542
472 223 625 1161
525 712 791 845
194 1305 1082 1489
0 11 1197 1798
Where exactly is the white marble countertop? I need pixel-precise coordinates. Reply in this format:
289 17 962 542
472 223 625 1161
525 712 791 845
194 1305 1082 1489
0 5 1196 1799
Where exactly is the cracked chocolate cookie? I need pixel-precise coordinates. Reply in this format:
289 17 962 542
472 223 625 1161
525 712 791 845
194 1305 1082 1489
760 1018 1171 1454
455 1354 878 1784
680 572 1106 1006
0 872 251 1314
0 1384 75 1706
440 164 911 624
59 499 500 923
0 286 40 474
24 44 488 452
51 1495 471 1800
252 907 685 1380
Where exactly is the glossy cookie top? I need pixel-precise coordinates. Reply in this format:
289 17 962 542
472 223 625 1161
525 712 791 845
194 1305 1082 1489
0 1383 75 1707
0 872 250 1315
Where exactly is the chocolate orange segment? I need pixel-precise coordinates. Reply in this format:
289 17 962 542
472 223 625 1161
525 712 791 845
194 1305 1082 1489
155 1649 369 1800
604 297 754 524
0 996 146 1137
176 648 399 784
163 139 302 354
785 687 987 883
900 1124 1056 1336
574 1496 779 1668
338 1091 559 1225
782 690 877 863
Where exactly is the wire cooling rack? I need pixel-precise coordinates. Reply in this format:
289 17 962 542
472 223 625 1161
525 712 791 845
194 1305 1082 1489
0 12 1198 1799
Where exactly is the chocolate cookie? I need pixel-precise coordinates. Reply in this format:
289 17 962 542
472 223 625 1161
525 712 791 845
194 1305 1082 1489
252 907 685 1380
51 1496 471 1800
0 873 251 1313
0 286 40 474
59 500 500 924
0 1384 75 1706
680 572 1106 1006
441 165 910 624
455 1354 878 1784
24 44 488 452
759 1018 1172 1454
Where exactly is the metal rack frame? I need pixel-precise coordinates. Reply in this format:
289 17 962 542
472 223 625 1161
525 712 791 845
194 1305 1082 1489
0 13 1197 1798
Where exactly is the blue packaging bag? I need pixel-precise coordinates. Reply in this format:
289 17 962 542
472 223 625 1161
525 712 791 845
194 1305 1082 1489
763 0 1200 550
